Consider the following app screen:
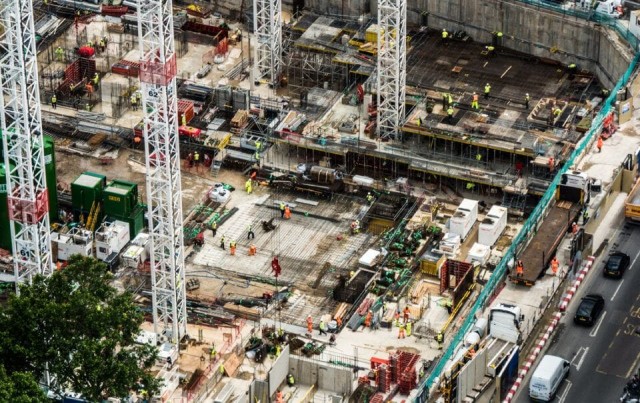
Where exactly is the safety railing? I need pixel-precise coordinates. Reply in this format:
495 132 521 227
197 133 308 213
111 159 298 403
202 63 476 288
511 0 639 50
414 44 640 403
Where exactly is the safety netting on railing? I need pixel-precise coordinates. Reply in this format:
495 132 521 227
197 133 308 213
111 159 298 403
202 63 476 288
511 0 639 50
414 43 640 403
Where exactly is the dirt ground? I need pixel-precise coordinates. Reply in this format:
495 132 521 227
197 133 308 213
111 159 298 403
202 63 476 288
54 146 248 213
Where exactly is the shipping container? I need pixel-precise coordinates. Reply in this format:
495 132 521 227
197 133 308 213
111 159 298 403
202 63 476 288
71 172 106 213
103 180 138 217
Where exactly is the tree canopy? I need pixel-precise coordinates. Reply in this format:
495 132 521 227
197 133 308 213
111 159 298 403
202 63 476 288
0 364 47 403
0 255 159 400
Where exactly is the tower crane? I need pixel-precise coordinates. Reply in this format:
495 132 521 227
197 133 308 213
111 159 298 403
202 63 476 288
377 0 407 141
137 0 187 342
253 0 282 86
0 0 54 287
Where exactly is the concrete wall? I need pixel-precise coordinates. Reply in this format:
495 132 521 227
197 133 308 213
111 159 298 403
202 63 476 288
299 0 634 88
289 355 354 395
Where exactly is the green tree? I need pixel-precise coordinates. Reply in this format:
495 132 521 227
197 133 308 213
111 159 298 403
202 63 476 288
0 364 47 403
0 255 159 400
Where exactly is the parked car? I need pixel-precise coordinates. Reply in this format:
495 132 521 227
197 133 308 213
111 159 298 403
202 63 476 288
604 251 630 279
574 294 605 326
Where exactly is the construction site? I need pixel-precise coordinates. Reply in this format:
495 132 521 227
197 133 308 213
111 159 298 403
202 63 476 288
1 0 639 402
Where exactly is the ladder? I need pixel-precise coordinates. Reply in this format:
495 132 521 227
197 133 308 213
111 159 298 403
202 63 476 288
85 201 96 229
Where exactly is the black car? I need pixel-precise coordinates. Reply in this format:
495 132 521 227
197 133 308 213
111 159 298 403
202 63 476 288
604 252 631 279
574 294 605 326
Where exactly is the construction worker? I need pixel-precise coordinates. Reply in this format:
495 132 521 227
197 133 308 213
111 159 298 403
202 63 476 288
485 45 495 57
583 209 589 225
254 150 260 162
247 224 255 239
255 139 262 152
219 363 225 375
245 178 252 194
51 94 57 109
441 28 448 43
92 72 100 89
567 63 577 79
471 92 479 110
211 221 217 237
229 240 236 255
248 244 257 256
210 343 217 362
99 37 106 53
484 83 491 99
336 316 343 328
548 156 555 172
525 93 530 109
193 151 200 166
284 205 291 220
416 117 422 127
436 332 444 349
181 114 187 126
87 40 94 49
475 152 482 163
466 182 475 191
275 344 282 357
597 135 603 153
220 235 225 250
553 107 561 119
365 310 373 327
403 306 410 323
280 202 286 218
287 373 295 386
306 315 313 334
55 46 64 62
276 390 284 403
398 323 406 339
130 93 138 111
85 82 93 98
572 222 578 235
442 92 448 108
406 320 412 337
516 260 524 278
446 106 454 123
551 256 559 276
366 192 374 204
448 93 453 107
319 319 327 335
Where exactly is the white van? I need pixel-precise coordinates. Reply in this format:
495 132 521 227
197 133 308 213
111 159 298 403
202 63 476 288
529 355 570 401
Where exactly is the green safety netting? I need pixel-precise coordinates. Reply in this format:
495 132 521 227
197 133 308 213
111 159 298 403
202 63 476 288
415 37 640 403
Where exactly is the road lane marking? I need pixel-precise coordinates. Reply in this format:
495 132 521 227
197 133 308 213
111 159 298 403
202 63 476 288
558 380 572 403
596 367 608 375
627 352 640 378
590 311 607 337
571 347 589 371
631 249 640 270
612 280 625 301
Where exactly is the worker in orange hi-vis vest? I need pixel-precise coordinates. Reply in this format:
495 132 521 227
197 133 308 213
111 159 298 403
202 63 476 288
284 205 291 219
516 260 524 278
306 315 313 334
551 256 559 276
597 135 603 153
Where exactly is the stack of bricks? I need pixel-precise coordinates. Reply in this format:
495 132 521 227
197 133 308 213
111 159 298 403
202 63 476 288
370 393 385 403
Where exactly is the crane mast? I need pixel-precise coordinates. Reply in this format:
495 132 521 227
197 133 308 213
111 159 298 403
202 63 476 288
137 0 187 342
377 0 407 141
0 0 53 287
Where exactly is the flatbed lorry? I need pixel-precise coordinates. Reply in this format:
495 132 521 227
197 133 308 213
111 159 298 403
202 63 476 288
625 178 640 222
510 200 581 286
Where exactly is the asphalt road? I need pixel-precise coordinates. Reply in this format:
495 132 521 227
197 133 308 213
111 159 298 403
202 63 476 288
515 224 640 403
